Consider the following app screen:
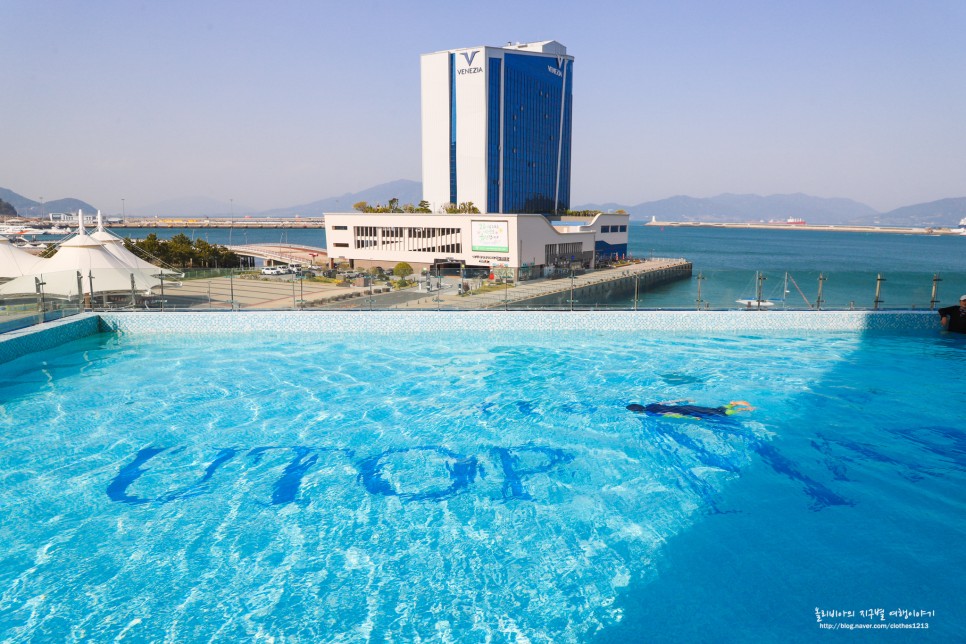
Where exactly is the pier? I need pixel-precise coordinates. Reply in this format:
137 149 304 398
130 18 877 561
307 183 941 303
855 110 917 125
108 217 326 229
326 258 693 310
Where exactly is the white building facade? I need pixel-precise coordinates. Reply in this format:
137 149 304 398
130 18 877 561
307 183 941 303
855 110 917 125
324 213 629 278
421 41 574 215
324 40 629 279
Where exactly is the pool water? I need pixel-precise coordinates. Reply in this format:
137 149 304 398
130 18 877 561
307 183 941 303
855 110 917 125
0 329 963 641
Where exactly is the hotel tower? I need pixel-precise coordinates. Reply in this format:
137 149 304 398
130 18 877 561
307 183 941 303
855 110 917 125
420 41 574 215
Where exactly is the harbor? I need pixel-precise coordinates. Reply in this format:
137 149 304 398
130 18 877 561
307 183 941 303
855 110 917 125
107 217 326 229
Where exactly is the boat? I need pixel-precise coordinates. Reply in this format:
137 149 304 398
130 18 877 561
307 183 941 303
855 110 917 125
0 224 47 237
737 272 775 310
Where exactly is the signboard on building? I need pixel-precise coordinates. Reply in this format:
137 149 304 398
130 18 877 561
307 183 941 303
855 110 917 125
471 220 509 252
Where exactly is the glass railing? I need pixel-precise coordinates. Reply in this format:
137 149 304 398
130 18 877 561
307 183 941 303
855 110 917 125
0 295 82 334
2 266 962 316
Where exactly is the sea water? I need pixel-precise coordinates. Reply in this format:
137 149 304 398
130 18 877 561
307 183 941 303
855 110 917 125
0 328 963 641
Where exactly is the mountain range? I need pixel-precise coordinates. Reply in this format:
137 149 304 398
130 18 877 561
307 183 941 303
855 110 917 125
2 182 964 227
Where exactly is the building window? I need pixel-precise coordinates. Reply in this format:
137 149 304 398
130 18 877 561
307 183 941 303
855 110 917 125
619 225 627 232
333 242 349 248
601 225 610 233
333 226 347 231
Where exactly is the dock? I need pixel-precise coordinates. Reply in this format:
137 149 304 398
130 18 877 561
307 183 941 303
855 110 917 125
108 217 326 229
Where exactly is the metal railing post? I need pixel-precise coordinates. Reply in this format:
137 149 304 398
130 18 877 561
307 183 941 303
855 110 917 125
873 273 885 310
930 273 941 310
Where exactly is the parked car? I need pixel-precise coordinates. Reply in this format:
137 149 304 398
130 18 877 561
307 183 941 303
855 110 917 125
261 266 284 275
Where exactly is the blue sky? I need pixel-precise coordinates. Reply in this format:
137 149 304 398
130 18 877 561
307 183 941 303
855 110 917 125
2 0 964 213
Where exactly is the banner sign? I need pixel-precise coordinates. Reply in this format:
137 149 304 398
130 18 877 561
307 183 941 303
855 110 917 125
471 220 509 252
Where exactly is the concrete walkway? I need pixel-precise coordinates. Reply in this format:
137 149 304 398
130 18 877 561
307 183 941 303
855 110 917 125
330 258 691 310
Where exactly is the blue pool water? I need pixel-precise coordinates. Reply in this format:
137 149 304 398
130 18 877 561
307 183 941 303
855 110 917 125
0 328 963 641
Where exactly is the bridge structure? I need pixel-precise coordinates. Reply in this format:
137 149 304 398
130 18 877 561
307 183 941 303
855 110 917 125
227 243 330 268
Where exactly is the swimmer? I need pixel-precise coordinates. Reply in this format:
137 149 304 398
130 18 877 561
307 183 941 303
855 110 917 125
626 400 754 420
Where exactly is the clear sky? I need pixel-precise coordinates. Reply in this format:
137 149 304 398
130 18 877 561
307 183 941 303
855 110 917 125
2 0 964 214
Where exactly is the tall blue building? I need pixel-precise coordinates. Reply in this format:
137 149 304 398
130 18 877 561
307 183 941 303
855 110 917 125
421 41 574 215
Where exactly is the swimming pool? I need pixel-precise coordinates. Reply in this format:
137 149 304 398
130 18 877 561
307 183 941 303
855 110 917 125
1 314 962 641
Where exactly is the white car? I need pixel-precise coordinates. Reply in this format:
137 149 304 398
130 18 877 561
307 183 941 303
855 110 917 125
261 266 284 275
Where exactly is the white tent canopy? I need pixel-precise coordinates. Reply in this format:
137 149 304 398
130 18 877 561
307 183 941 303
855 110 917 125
90 211 182 276
0 210 161 297
0 237 46 280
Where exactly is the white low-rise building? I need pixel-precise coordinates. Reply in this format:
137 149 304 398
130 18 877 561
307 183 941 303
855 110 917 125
324 212 629 280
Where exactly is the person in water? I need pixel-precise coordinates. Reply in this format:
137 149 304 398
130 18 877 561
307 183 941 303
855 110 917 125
939 295 966 334
627 400 754 419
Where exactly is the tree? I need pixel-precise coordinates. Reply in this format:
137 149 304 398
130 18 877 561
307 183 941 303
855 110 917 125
416 200 431 213
168 233 195 267
353 201 370 212
387 197 400 212
132 233 165 261
393 262 413 279
193 239 219 267
0 198 17 218
615 209 628 215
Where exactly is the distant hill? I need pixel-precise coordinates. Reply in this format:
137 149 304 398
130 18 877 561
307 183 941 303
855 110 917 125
0 188 97 218
3 182 965 226
258 179 423 218
132 179 422 218
861 197 966 228
584 193 880 225
0 198 16 217
132 196 258 218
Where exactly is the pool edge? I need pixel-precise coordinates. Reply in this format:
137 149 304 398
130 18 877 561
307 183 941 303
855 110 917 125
0 313 102 364
0 311 943 364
